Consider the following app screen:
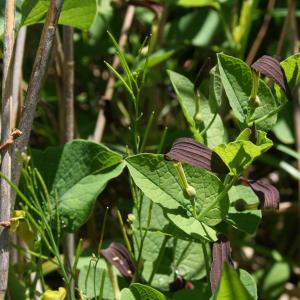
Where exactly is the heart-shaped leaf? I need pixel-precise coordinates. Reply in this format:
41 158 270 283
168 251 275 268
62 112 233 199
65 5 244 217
126 154 229 228
32 140 125 231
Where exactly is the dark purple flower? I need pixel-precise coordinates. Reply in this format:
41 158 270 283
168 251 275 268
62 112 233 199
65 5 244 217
101 242 135 281
241 178 280 209
165 137 228 173
210 235 233 293
251 55 287 92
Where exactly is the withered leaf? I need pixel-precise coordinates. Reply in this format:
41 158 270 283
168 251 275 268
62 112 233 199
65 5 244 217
165 137 228 173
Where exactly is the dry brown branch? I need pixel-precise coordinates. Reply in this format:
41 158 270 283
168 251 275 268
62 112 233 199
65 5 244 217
275 0 292 60
11 0 64 204
246 0 276 65
62 25 75 300
12 27 27 127
93 5 135 142
0 129 23 151
0 0 16 295
290 0 300 230
63 26 75 142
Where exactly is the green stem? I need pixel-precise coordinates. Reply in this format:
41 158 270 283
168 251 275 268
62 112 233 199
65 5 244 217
201 241 211 286
148 235 169 284
173 162 196 199
135 195 154 281
194 90 201 123
157 127 168 154
98 269 106 300
97 207 109 254
116 209 134 261
249 102 286 125
198 176 237 220
140 111 155 152
106 262 120 300
199 112 217 136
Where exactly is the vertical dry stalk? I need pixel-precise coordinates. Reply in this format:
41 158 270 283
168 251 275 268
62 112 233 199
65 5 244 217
93 5 135 142
12 0 64 202
246 0 276 65
275 0 292 60
63 26 75 142
290 0 300 240
12 27 27 127
62 25 75 299
0 0 16 296
54 30 66 143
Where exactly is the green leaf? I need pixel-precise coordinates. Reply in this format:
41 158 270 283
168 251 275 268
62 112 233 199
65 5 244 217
239 269 258 300
21 0 96 30
250 80 277 130
130 283 168 300
213 262 253 300
167 70 202 142
78 257 127 300
133 199 210 285
175 0 220 9
107 31 136 96
272 103 295 144
32 140 125 231
217 53 252 122
201 98 226 148
213 129 273 175
165 10 219 47
217 53 280 128
167 69 225 146
259 261 290 299
135 49 175 72
121 288 135 300
209 66 222 110
275 54 300 103
126 154 228 228
227 185 261 234
167 213 217 242
173 283 211 300
281 53 300 89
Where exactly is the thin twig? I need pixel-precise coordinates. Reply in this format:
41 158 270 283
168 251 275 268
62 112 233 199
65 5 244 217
12 27 27 127
246 0 276 65
54 30 65 143
92 5 135 142
62 25 75 300
0 129 23 151
289 0 300 240
0 0 16 296
11 0 64 204
275 0 292 60
63 26 75 142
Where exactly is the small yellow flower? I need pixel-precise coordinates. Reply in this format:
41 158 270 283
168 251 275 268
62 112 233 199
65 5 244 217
42 287 67 300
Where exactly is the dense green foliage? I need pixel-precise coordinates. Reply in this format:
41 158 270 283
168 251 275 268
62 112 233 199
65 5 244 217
1 0 300 299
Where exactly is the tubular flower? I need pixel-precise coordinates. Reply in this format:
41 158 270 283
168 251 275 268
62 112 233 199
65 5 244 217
165 137 228 173
241 178 280 209
210 235 234 294
101 242 135 282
